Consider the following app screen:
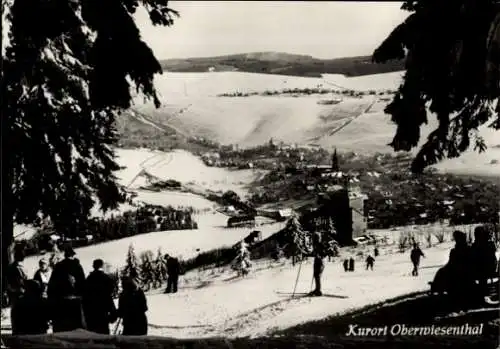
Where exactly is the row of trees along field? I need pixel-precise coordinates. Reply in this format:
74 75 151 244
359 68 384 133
16 204 198 259
2 0 499 302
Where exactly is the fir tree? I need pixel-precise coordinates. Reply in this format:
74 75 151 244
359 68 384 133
231 241 251 277
154 247 168 288
284 215 312 265
122 244 141 282
373 1 499 173
139 250 155 291
2 0 178 296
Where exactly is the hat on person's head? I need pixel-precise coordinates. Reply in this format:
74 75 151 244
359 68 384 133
64 246 76 258
39 258 48 266
92 259 104 270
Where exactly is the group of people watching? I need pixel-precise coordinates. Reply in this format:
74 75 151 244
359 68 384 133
6 246 150 336
430 226 498 308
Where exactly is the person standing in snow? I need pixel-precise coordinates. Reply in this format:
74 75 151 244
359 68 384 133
33 258 52 299
6 247 28 334
410 243 425 276
311 253 325 296
118 276 148 336
48 246 87 333
374 247 379 257
348 257 355 272
6 247 28 304
10 280 50 335
50 274 87 332
48 246 86 300
83 259 118 334
164 254 181 294
469 226 498 299
366 255 375 271
343 259 349 272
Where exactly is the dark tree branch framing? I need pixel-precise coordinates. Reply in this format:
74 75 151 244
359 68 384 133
372 0 500 173
1 0 178 293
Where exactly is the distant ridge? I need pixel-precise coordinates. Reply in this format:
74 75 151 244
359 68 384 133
160 51 405 78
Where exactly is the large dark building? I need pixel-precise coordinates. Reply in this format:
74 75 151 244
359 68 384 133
301 185 367 245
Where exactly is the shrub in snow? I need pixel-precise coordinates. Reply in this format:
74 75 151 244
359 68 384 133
426 233 433 248
398 233 410 253
434 231 446 244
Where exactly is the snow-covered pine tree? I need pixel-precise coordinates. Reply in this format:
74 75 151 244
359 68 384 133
284 215 312 265
231 241 252 277
2 0 178 296
122 244 141 283
109 268 121 299
154 247 168 288
139 250 155 291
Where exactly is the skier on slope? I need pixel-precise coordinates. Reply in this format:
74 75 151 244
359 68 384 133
310 231 325 296
311 252 325 296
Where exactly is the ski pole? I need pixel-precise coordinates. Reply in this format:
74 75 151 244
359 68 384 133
113 318 122 335
292 259 303 298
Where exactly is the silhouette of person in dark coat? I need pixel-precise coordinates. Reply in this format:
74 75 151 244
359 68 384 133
410 243 425 276
374 247 379 257
48 247 86 301
6 248 28 303
83 259 118 334
446 230 474 309
6 247 28 335
118 277 148 336
165 254 181 293
348 257 355 272
470 226 498 298
50 274 87 332
48 247 87 332
366 255 375 271
311 253 325 296
10 280 50 335
343 259 349 272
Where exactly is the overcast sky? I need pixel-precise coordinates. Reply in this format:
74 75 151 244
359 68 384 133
135 1 409 60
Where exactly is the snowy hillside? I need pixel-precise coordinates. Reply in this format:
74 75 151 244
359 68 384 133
115 148 266 198
21 211 286 276
129 72 500 176
144 240 452 338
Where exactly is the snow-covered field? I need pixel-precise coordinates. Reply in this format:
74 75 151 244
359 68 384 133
6 227 469 338
21 211 285 276
131 71 500 176
116 148 266 198
137 238 454 338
